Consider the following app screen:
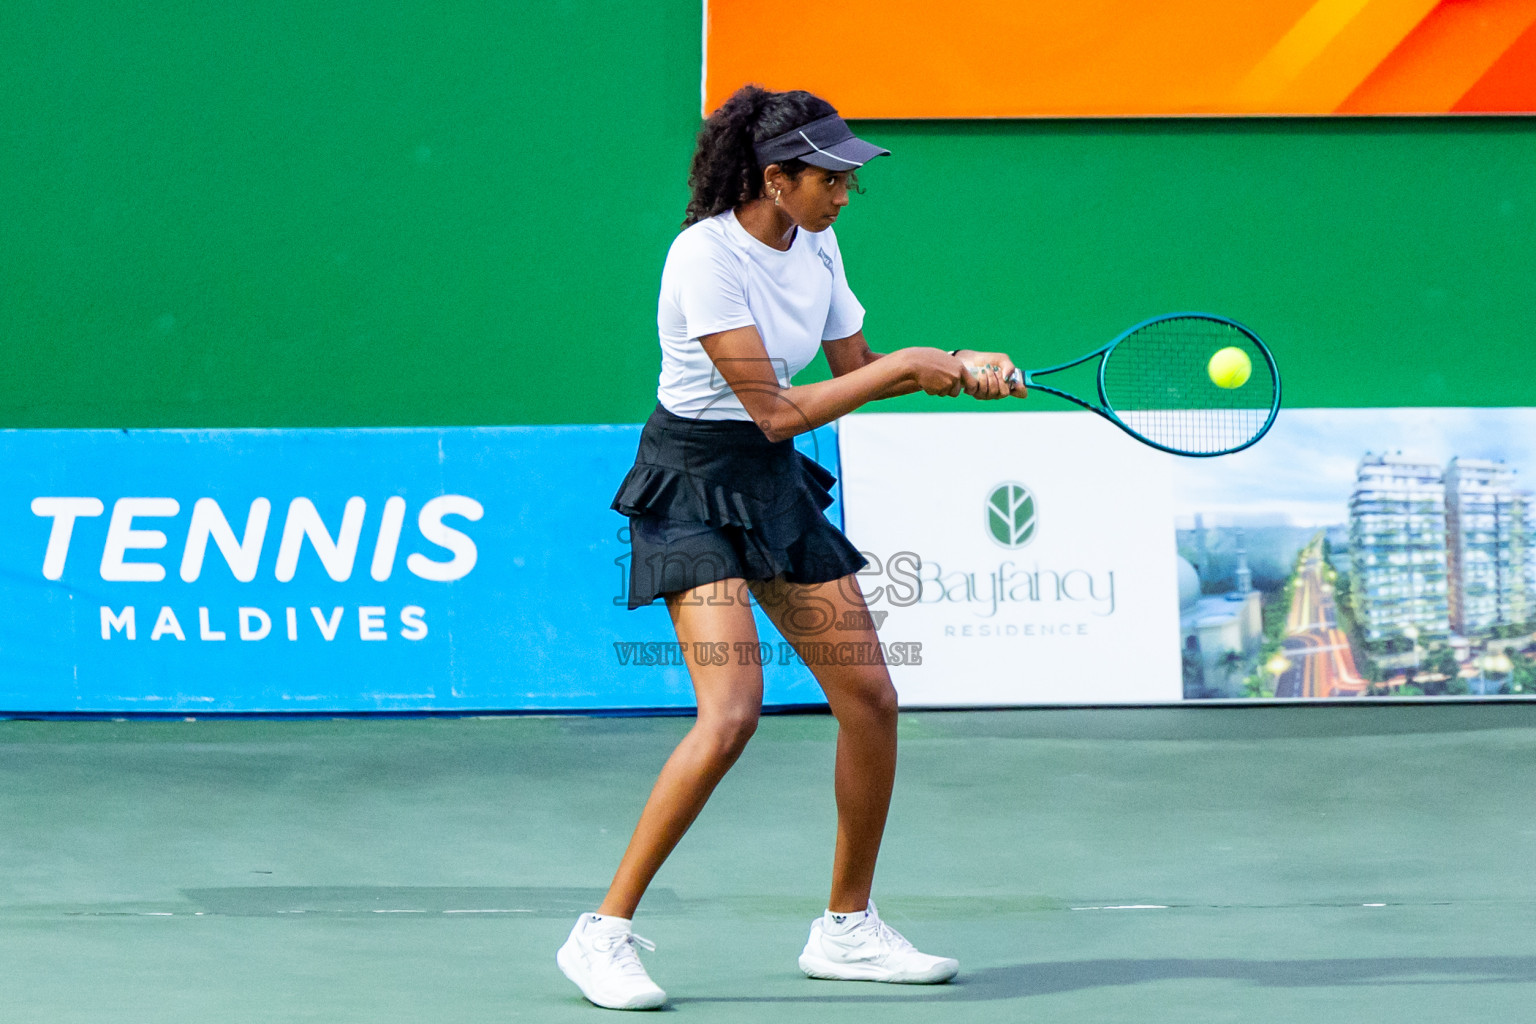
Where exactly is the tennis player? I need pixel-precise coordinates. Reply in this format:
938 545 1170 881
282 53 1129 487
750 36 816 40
557 84 1027 1010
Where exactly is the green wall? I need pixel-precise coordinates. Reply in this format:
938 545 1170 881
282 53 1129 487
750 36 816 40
4 1 1533 428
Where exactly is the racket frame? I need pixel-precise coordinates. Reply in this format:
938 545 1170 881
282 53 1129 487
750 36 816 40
1017 311 1281 458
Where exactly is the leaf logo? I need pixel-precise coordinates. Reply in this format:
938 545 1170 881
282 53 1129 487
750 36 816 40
985 482 1037 548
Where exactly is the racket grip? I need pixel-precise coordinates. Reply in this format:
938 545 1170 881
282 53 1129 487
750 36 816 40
962 364 1025 386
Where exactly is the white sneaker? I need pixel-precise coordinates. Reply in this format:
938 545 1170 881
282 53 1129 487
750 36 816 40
556 913 668 1010
798 900 959 984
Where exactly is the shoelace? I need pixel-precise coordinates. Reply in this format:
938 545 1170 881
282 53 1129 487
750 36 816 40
869 916 916 955
595 931 657 977
828 904 917 962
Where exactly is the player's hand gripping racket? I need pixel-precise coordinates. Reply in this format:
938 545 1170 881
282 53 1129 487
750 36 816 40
985 312 1281 457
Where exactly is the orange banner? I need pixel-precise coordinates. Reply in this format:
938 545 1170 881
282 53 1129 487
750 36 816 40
704 0 1536 117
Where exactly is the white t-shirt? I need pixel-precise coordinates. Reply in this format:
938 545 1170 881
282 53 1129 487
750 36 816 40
656 209 865 420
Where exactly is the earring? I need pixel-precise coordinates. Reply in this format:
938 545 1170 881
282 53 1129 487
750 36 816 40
772 188 781 206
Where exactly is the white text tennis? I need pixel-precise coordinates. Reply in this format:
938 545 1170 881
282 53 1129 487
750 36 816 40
30 495 482 582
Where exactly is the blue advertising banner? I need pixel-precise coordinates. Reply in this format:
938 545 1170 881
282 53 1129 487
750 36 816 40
0 426 841 714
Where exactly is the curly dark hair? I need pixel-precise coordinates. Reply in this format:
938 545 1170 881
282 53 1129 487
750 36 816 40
682 85 857 228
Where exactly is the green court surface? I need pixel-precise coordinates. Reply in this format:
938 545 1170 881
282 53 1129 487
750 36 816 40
4 705 1535 1022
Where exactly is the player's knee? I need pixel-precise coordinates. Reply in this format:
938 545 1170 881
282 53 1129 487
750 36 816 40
848 672 898 723
868 679 899 721
700 708 759 760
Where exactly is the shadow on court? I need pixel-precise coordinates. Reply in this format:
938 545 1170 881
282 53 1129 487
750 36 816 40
675 956 1536 1005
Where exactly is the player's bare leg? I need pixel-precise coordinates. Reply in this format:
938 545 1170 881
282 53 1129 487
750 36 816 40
598 579 763 919
753 572 958 983
749 573 897 913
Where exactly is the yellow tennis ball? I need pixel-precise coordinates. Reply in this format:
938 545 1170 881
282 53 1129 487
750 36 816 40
1208 346 1252 389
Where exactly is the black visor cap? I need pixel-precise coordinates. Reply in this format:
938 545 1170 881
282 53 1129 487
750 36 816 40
753 114 890 171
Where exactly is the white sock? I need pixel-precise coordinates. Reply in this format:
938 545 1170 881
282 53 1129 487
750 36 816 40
823 906 869 934
586 912 631 929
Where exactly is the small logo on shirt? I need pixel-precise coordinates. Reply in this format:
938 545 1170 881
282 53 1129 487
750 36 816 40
817 248 834 274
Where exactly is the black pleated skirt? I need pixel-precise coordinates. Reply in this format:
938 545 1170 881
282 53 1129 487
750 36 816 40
611 403 869 609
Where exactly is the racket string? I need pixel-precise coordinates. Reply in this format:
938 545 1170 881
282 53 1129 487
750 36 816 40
1101 317 1276 455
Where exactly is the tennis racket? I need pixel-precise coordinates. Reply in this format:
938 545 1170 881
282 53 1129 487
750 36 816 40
974 312 1281 458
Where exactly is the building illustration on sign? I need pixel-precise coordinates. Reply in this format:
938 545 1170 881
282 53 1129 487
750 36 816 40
1176 411 1536 701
